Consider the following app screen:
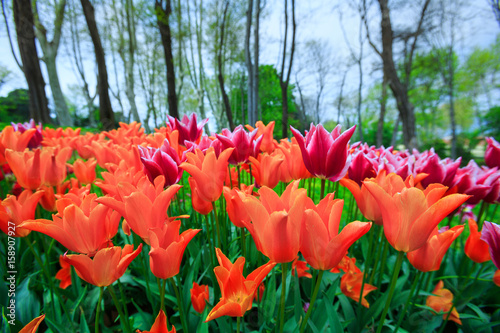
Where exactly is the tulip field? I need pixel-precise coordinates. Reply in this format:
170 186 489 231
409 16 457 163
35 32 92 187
1 116 500 333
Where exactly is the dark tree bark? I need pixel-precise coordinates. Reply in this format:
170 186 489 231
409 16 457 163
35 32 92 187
13 0 51 124
80 0 115 130
244 0 254 125
376 74 388 147
217 0 235 130
155 0 179 119
367 0 431 150
279 0 296 139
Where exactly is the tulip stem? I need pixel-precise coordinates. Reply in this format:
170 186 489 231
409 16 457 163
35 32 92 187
369 227 384 284
320 179 326 199
171 277 189 333
477 201 488 228
300 270 324 333
358 225 375 307
108 284 132 333
24 236 73 325
212 206 222 249
375 251 405 333
95 286 104 333
237 317 241 333
157 278 166 311
376 240 390 291
279 262 289 333
394 270 421 333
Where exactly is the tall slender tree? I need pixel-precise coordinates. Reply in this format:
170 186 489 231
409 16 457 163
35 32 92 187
80 0 115 130
32 0 74 126
279 0 296 138
155 0 179 119
13 0 51 124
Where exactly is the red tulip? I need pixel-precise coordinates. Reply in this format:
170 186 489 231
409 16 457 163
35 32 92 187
72 158 97 185
191 282 210 313
414 150 460 189
55 255 72 289
248 153 284 189
291 256 312 279
18 314 45 333
464 219 491 263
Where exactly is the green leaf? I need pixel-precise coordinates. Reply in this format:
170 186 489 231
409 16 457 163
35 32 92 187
15 277 40 325
324 288 342 333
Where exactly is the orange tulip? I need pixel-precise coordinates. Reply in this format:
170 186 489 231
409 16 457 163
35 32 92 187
340 171 387 225
180 147 234 202
5 149 41 189
242 180 306 263
278 138 312 181
301 194 372 270
138 310 176 333
191 282 210 313
340 258 377 308
0 190 44 237
20 193 120 255
426 280 462 325
223 187 250 228
40 147 73 186
205 248 276 322
248 153 283 189
363 175 470 252
189 177 213 215
72 158 97 185
494 270 500 287
245 120 277 154
291 256 312 279
0 126 36 161
55 255 72 289
63 244 142 287
465 218 491 263
97 176 183 244
148 221 200 279
407 225 464 272
18 314 45 333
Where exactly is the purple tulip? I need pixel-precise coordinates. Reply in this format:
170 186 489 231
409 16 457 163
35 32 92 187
485 137 500 169
167 113 208 146
216 125 262 165
11 119 43 148
290 124 356 182
138 139 185 186
480 221 500 269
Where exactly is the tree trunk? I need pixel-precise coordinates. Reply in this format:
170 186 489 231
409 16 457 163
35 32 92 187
376 74 388 147
378 0 418 149
13 0 51 124
279 0 296 139
80 0 115 130
337 69 347 124
33 0 73 126
244 0 254 125
391 114 400 147
217 0 234 130
254 0 260 121
155 0 179 119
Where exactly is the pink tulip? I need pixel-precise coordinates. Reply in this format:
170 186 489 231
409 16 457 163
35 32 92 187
138 139 186 186
291 124 356 182
11 119 43 149
485 137 500 169
414 149 461 188
216 125 262 165
167 113 208 146
347 149 377 186
454 161 498 205
481 221 500 269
